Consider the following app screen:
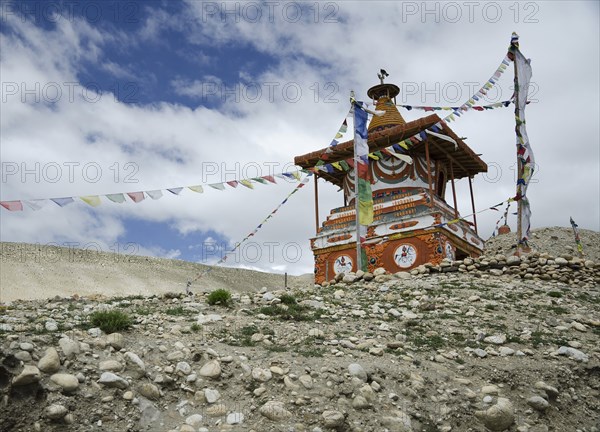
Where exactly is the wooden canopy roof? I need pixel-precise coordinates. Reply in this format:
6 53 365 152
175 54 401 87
294 113 488 188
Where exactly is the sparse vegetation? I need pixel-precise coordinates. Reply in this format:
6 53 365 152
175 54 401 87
279 294 297 305
257 303 315 321
165 306 193 316
88 310 132 333
207 289 232 306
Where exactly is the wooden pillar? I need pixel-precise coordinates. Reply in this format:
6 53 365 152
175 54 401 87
424 141 434 207
468 176 478 234
314 174 320 234
449 163 458 218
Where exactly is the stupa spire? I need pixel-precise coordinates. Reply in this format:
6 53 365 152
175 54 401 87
367 70 406 132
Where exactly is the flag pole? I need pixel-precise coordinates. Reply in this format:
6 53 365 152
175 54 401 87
510 32 523 256
351 90 362 272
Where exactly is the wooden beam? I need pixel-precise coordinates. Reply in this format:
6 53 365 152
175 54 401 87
314 174 320 234
468 175 478 234
424 141 434 208
449 163 458 218
428 138 470 178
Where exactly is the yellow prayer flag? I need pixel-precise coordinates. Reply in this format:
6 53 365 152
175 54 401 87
240 180 254 189
80 195 101 207
358 200 374 225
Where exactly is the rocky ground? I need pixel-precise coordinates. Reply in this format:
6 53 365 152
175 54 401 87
1 227 599 432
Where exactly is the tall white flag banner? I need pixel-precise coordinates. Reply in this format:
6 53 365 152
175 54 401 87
511 33 534 244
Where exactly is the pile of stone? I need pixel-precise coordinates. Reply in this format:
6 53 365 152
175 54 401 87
319 254 598 287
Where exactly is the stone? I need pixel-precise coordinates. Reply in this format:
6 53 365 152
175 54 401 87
206 404 227 416
499 347 515 357
348 363 367 382
12 365 41 386
197 314 222 325
309 328 325 338
204 388 220 403
474 397 514 431
259 401 292 421
473 348 488 358
373 267 386 276
98 372 129 389
88 328 102 337
58 338 80 359
166 351 184 361
138 383 160 400
38 347 61 373
369 347 384 356
363 272 375 281
352 395 370 409
484 334 507 345
185 414 204 427
299 375 313 389
99 360 123 372
270 366 284 376
527 395 550 411
555 346 588 362
227 412 244 425
252 368 273 382
555 257 568 265
44 404 68 420
176 361 192 375
106 333 125 350
124 351 146 373
199 360 221 378
284 376 299 389
534 381 559 399
19 342 34 352
45 321 58 332
50 373 79 392
322 410 345 428
481 385 499 395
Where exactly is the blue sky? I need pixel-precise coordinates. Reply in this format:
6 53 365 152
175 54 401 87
1 1 599 274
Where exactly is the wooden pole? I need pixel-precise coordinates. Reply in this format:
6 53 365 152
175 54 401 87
512 44 523 254
424 141 434 207
449 163 458 218
468 176 478 234
351 91 362 273
313 174 320 234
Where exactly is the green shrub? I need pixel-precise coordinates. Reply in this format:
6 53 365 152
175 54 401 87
207 289 232 306
279 294 297 305
165 306 192 316
89 310 132 333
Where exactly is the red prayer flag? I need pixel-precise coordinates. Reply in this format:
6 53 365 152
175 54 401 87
0 200 23 211
127 192 145 203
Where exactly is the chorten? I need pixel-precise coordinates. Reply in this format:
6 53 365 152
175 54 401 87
295 74 487 283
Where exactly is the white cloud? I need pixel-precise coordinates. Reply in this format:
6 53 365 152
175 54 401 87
1 1 598 278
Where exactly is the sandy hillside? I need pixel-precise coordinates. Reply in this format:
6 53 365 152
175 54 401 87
1 226 597 303
0 242 313 303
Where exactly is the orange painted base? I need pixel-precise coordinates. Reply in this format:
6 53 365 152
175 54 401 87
314 232 458 284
